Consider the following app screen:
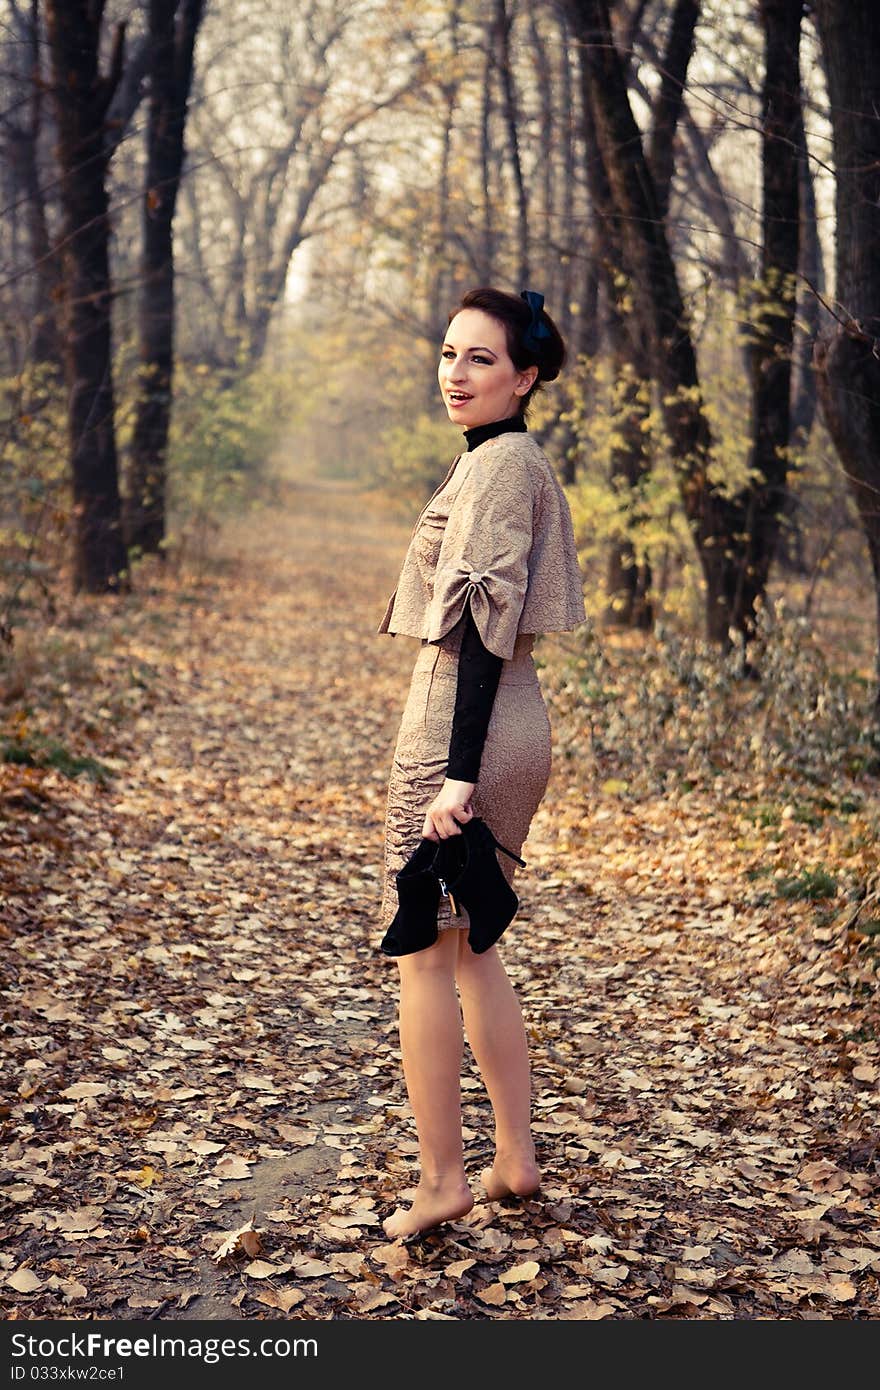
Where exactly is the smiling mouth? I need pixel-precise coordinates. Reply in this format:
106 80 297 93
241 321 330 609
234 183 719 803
447 392 473 405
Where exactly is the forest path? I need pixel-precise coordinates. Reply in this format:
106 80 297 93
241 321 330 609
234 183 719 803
2 463 877 1320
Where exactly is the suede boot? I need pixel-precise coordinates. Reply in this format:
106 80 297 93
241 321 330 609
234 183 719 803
380 838 442 956
437 818 525 955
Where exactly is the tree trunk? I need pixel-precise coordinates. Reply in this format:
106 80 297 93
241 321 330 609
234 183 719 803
776 75 820 574
478 33 496 285
492 0 529 286
44 0 128 594
558 7 577 350
813 0 880 717
0 0 63 368
790 92 822 446
428 1 461 336
646 0 700 223
734 0 802 623
528 10 555 303
577 41 654 626
127 0 205 556
577 0 700 629
23 0 62 367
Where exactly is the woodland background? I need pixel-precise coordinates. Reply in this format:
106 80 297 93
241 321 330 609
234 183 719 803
1 0 879 1322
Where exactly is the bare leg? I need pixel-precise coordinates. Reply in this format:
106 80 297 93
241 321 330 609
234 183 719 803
455 934 541 1200
383 928 474 1238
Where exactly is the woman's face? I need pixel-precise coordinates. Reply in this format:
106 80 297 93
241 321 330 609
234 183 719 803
438 309 537 429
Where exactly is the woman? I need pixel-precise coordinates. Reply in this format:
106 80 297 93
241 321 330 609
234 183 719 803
377 287 585 1239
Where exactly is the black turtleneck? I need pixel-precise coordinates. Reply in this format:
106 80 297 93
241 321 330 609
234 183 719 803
463 413 527 453
445 417 528 783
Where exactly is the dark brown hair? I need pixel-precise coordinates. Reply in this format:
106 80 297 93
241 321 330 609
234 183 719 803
449 287 567 413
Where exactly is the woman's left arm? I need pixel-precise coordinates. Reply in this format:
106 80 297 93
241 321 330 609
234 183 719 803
421 444 536 840
422 607 503 840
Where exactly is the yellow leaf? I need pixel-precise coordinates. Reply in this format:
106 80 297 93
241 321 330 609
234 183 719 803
601 778 629 796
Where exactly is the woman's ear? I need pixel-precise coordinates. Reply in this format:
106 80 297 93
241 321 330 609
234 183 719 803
515 365 539 397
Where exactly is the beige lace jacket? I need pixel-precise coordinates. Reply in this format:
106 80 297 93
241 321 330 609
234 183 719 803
378 432 586 661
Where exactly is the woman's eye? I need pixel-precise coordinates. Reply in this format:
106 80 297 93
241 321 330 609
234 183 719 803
472 355 492 365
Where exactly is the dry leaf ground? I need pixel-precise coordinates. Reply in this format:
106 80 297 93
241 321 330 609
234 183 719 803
1 463 878 1321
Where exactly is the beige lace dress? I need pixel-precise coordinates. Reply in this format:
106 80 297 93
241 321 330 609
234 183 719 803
377 431 586 933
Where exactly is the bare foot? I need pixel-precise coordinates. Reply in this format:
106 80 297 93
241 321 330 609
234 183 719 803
382 1179 474 1239
481 1155 541 1201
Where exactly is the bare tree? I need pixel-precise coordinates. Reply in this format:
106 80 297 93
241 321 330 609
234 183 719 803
44 0 128 593
0 0 62 368
184 0 427 367
427 0 463 339
126 0 206 557
734 0 802 625
576 0 700 629
813 0 880 716
491 0 529 287
569 0 803 647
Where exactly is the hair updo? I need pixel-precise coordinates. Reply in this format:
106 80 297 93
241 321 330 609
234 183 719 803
449 286 567 413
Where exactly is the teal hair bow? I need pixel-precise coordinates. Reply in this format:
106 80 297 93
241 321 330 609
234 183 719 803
520 290 552 354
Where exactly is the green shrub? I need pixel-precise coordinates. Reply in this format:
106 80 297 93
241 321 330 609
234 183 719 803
1 732 112 783
775 867 839 901
373 413 462 516
542 600 879 795
160 361 291 564
0 365 69 627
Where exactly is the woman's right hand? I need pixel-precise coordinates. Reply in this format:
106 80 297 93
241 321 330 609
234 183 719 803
422 779 476 841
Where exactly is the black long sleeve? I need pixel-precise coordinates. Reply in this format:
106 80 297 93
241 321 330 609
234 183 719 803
446 604 503 782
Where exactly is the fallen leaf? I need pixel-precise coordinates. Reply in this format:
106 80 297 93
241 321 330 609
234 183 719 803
670 1285 709 1306
585 1234 615 1254
244 1260 281 1279
60 1082 110 1100
254 1288 305 1313
213 1156 253 1180
371 1243 410 1271
500 1260 540 1285
559 1299 616 1320
46 1277 87 1302
827 1277 857 1302
52 1207 104 1234
290 1258 334 1278
356 1289 398 1312
213 1221 263 1261
276 1125 319 1145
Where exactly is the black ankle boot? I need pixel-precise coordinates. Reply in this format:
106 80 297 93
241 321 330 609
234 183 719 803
438 818 525 955
380 838 442 956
